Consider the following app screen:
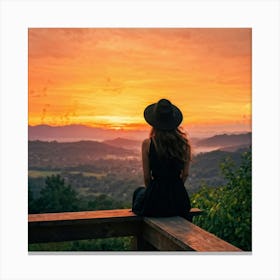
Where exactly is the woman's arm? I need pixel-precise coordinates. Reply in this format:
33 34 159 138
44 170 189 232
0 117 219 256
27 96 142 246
181 147 191 183
142 138 151 187
181 160 190 183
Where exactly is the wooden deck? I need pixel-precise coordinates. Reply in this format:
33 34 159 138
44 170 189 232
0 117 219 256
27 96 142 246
28 208 242 252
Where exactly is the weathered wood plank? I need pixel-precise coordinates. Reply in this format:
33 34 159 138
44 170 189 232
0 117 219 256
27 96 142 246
144 216 242 252
29 220 141 244
134 235 158 251
142 221 191 251
28 209 142 244
28 209 137 223
29 208 211 250
28 208 202 223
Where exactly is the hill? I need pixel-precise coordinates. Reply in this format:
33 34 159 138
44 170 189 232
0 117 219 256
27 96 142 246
28 138 251 199
196 132 251 147
28 140 138 168
28 125 147 142
103 138 142 150
187 147 248 193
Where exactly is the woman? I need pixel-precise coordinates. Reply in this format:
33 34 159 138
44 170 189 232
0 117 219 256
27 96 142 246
132 98 192 219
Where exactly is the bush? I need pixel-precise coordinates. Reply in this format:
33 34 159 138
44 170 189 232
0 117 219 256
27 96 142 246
191 150 252 251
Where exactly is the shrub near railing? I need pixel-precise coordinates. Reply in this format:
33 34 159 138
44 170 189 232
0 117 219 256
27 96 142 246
191 150 252 251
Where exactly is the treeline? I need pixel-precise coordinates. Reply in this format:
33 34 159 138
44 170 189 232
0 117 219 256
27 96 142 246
29 170 142 207
28 175 129 214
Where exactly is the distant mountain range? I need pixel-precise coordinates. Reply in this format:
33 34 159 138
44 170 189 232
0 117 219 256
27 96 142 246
28 125 251 154
28 140 138 168
195 132 251 147
104 133 252 153
28 125 147 142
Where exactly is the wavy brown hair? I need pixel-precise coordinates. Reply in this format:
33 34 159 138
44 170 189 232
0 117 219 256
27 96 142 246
149 126 191 163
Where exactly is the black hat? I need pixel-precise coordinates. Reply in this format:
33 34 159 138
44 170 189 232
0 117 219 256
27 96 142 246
144 99 183 130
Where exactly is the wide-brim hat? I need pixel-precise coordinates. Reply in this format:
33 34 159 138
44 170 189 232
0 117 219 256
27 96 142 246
144 99 183 130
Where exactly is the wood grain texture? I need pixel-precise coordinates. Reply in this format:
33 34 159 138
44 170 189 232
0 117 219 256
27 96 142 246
142 222 190 251
28 209 137 223
144 216 242 252
28 208 202 223
28 208 242 252
28 209 141 244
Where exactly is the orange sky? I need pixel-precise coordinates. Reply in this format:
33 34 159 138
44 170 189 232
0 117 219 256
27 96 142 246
28 28 251 134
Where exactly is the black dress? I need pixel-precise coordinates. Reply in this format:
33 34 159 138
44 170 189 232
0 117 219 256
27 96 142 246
132 139 191 219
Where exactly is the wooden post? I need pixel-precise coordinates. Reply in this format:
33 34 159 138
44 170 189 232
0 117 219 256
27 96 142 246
135 235 157 251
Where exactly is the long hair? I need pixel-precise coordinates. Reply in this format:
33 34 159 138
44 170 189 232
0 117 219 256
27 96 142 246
149 126 191 163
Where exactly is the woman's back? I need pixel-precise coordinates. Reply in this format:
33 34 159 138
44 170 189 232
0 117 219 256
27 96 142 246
133 138 191 218
149 138 184 181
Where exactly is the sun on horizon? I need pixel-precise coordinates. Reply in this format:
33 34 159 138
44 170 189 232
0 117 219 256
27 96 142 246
28 28 251 136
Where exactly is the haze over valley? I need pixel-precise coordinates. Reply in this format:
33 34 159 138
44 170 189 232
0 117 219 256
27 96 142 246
28 130 251 205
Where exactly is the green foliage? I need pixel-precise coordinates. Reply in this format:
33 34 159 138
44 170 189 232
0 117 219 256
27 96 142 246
31 175 79 213
28 188 37 214
188 149 244 194
191 150 252 251
86 194 124 210
28 175 129 214
29 237 133 251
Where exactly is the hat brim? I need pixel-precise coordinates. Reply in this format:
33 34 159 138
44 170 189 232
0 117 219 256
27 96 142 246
144 103 183 130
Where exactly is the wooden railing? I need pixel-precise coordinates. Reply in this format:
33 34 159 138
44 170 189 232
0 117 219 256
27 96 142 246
28 208 242 252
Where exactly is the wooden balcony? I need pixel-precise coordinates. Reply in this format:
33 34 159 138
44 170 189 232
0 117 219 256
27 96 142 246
28 208 242 252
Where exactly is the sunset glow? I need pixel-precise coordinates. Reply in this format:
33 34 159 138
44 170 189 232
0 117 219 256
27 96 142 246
28 28 251 135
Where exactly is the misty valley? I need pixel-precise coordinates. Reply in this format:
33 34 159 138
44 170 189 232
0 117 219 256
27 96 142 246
28 133 251 212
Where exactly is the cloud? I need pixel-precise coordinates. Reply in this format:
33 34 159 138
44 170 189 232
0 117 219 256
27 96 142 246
29 28 251 131
29 28 87 59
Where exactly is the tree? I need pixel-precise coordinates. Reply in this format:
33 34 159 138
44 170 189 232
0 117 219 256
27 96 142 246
191 150 252 251
36 175 79 213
